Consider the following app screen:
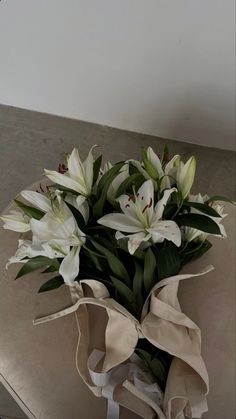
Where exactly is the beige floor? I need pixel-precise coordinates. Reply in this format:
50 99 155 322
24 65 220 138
0 104 235 418
0 382 28 418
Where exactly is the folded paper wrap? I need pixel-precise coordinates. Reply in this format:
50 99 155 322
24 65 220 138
34 266 213 419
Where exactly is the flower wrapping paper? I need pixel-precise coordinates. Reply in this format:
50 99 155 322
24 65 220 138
35 266 212 419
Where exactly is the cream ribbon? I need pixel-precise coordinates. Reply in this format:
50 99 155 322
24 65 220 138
34 265 213 419
87 350 165 419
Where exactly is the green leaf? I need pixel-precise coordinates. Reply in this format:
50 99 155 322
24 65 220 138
135 348 170 391
84 250 104 272
155 243 181 280
184 202 221 217
42 265 58 273
144 248 156 293
161 144 169 165
38 276 64 293
15 256 59 279
91 240 131 286
149 357 166 382
163 203 178 219
93 155 102 185
141 147 148 162
133 249 146 261
14 199 44 220
115 173 141 198
133 260 144 319
97 162 124 196
135 348 152 365
206 195 234 205
175 213 221 235
93 162 124 218
110 275 134 313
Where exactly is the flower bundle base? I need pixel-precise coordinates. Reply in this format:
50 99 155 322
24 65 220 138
34 266 212 419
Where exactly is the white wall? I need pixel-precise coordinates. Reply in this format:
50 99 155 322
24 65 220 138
0 0 235 150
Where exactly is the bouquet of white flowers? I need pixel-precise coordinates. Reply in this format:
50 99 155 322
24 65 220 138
1 145 230 419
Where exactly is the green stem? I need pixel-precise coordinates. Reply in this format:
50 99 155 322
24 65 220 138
171 199 184 219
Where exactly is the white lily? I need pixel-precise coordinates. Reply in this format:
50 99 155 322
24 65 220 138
161 154 181 190
44 147 95 197
1 190 53 233
131 148 181 192
1 211 31 232
176 156 196 199
7 240 58 268
98 180 181 254
145 148 182 191
6 192 86 284
184 193 227 242
29 192 86 284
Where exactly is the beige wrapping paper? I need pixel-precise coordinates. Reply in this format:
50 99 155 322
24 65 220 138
35 267 212 419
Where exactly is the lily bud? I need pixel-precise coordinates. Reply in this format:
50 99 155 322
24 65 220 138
143 147 164 181
176 156 196 199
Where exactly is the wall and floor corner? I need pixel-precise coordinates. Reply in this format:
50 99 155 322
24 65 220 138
0 0 235 151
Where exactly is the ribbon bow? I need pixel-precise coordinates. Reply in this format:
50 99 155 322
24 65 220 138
34 266 212 419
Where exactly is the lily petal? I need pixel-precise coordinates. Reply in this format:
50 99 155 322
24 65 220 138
98 213 143 232
116 194 139 220
7 240 56 268
154 188 177 221
128 159 150 180
76 196 89 224
59 246 81 285
149 220 181 247
115 231 150 255
1 211 31 232
83 145 96 193
67 148 85 181
127 231 149 255
176 156 196 199
44 170 87 195
21 190 51 212
184 227 203 242
146 147 164 178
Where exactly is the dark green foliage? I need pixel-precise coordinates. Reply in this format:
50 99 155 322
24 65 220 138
14 199 44 220
38 276 64 293
16 256 59 279
66 202 86 230
143 248 156 293
183 201 221 217
135 339 173 391
155 243 181 280
93 162 124 218
175 213 221 235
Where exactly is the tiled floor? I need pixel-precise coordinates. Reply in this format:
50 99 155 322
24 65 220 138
0 104 235 417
